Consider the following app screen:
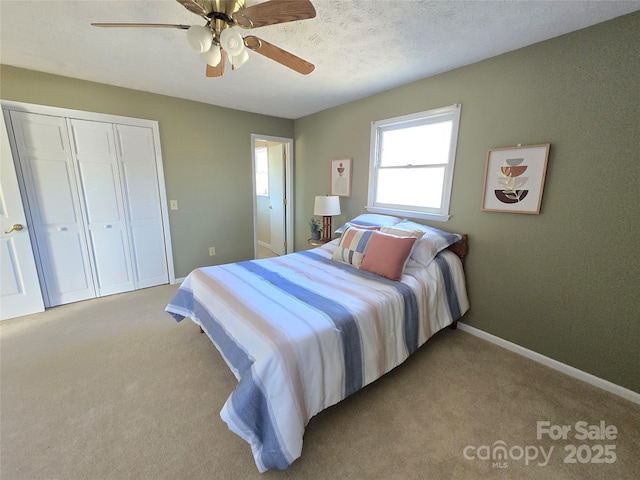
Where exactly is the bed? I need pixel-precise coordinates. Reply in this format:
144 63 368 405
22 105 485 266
165 216 469 472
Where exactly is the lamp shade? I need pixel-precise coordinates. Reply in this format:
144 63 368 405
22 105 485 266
231 48 249 69
220 28 245 57
187 25 213 53
200 45 222 66
314 196 341 216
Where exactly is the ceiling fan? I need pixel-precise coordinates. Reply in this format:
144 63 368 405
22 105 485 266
92 0 316 77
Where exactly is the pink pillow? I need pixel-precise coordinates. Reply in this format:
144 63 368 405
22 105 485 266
360 231 418 281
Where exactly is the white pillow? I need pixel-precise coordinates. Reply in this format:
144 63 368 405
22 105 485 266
395 220 462 267
335 213 402 235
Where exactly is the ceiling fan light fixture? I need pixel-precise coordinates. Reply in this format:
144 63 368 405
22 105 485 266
220 28 245 57
200 45 222 67
231 49 250 69
187 25 213 53
92 0 317 78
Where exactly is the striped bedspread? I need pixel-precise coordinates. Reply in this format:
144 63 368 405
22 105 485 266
165 242 469 472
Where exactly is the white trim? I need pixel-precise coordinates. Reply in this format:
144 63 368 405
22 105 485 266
457 323 640 405
367 104 461 221
149 125 176 284
371 104 460 127
365 206 450 223
173 277 186 284
1 100 158 128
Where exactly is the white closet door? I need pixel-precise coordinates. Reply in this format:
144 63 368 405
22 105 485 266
115 125 169 288
0 113 45 320
69 119 135 297
9 111 95 306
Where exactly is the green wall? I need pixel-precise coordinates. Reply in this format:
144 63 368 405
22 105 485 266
1 12 638 393
294 12 640 393
0 66 294 277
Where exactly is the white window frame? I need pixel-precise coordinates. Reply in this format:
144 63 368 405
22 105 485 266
367 104 462 222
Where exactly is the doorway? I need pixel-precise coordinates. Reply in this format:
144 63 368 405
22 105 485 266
251 134 293 259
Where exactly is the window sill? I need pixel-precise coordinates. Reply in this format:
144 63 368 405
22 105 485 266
365 206 450 223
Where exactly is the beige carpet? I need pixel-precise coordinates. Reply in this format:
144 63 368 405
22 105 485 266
1 284 638 480
258 245 279 259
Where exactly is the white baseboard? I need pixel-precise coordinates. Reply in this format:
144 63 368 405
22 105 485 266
457 323 640 405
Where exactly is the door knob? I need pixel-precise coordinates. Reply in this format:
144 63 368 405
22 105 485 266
4 224 24 234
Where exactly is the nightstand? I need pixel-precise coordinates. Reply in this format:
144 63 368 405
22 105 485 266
307 238 330 247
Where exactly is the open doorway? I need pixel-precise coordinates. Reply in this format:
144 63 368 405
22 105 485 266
251 134 293 259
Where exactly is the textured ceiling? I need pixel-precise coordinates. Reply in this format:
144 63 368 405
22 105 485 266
1 0 639 119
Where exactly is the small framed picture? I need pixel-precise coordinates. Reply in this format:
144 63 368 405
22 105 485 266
481 144 550 214
330 158 352 197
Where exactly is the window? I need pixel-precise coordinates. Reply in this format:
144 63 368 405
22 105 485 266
367 104 461 222
255 146 269 196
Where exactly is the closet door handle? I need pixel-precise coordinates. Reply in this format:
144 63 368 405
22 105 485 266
4 224 23 234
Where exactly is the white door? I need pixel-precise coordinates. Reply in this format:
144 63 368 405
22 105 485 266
268 143 286 256
115 125 169 288
69 119 135 297
9 111 95 306
0 113 45 320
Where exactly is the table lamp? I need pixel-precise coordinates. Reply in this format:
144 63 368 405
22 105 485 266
313 195 341 242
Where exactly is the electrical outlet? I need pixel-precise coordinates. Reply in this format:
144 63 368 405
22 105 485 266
170 200 178 210
209 246 216 256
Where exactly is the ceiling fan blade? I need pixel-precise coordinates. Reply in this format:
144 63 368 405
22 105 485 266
244 36 314 75
175 0 209 18
206 50 227 77
233 0 316 28
91 23 190 29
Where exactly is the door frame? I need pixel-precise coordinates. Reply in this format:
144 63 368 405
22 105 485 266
250 134 294 258
1 100 176 300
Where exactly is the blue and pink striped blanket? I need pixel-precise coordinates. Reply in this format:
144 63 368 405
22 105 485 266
166 243 469 471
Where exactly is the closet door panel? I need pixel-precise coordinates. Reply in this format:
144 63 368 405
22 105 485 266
30 158 78 224
30 158 94 299
9 111 95 306
47 230 93 295
116 125 169 288
90 228 132 291
80 162 121 222
123 162 161 219
131 224 167 281
18 119 66 151
70 119 134 297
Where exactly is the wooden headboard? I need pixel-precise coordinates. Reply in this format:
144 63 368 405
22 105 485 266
447 234 468 267
447 234 468 330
